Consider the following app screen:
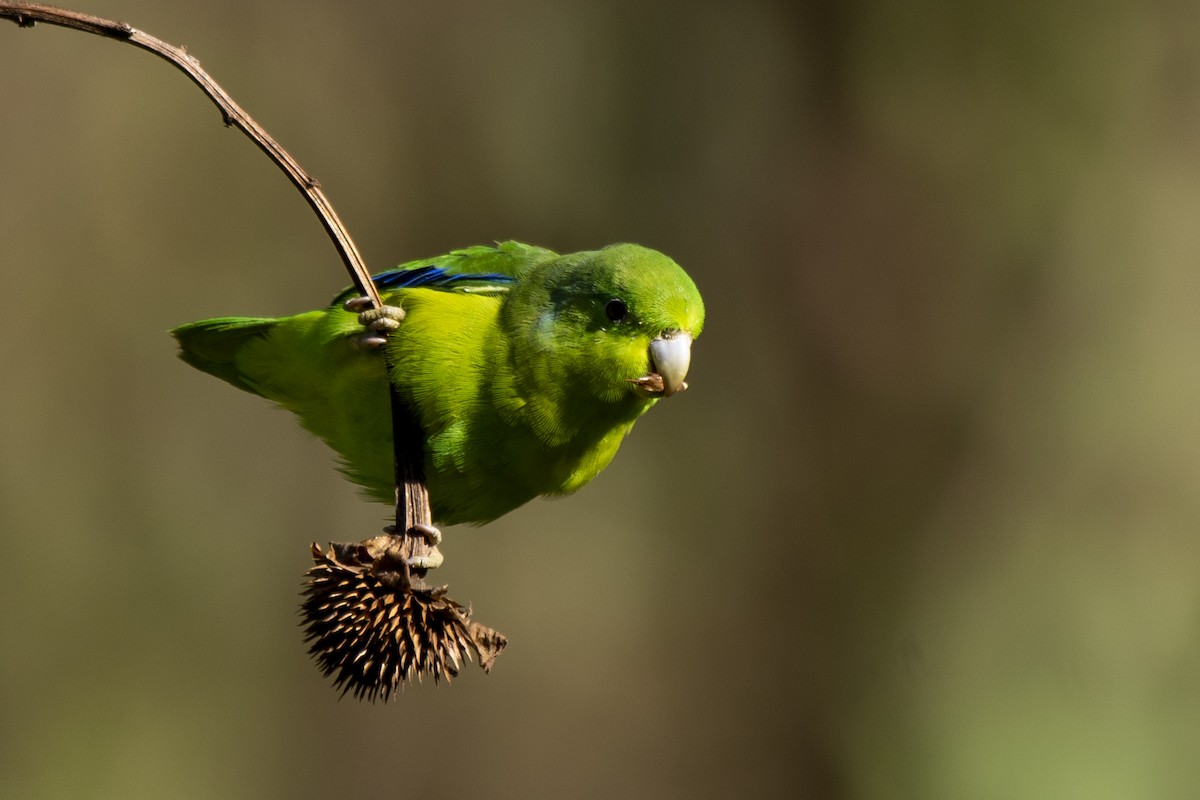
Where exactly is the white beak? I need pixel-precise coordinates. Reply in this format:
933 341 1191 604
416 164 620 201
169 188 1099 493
648 332 692 397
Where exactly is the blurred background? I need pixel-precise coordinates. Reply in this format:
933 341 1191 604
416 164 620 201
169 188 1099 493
3 1 1200 797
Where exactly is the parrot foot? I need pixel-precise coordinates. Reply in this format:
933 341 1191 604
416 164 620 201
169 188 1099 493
343 296 374 312
383 522 444 571
345 299 406 349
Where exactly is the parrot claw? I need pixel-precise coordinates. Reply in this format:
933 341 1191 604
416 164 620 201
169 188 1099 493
351 304 405 349
357 334 389 349
405 551 444 571
356 305 406 330
408 523 443 546
360 310 404 332
383 523 444 570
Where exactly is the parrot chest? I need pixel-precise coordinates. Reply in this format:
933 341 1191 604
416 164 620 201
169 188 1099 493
421 402 636 525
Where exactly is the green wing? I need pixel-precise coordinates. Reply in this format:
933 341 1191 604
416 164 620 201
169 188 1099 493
175 241 556 395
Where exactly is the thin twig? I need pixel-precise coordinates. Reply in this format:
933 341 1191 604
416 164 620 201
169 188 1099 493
3 2 440 549
0 1 434 530
0 2 381 310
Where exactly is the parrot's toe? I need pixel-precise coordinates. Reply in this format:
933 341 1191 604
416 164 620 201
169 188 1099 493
407 523 444 570
381 523 444 570
409 523 443 546
382 523 442 545
357 333 390 349
405 550 444 571
347 302 405 349
357 305 406 331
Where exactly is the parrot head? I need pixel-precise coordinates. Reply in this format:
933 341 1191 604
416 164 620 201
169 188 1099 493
508 243 705 408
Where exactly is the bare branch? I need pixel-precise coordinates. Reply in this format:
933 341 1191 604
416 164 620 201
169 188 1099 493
3 2 507 690
0 2 381 310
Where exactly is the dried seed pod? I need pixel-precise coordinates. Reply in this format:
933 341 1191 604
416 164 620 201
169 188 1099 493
300 536 506 701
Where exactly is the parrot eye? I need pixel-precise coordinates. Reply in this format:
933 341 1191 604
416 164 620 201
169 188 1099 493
605 299 628 323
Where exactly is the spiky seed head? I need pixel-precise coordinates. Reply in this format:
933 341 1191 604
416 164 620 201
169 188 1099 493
300 537 506 701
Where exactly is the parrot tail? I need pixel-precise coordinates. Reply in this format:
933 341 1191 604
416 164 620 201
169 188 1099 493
171 317 277 395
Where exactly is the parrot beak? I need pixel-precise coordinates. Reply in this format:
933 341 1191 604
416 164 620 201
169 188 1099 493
631 331 692 397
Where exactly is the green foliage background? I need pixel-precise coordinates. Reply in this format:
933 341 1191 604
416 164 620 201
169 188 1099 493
3 2 1200 797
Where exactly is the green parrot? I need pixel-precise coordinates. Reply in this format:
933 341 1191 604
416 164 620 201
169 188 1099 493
172 241 705 553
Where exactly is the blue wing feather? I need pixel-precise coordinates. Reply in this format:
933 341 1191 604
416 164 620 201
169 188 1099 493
371 265 518 291
329 241 555 306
